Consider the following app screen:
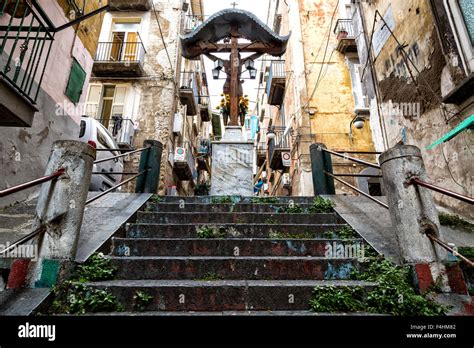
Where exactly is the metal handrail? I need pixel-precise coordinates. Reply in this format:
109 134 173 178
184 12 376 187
0 225 44 255
85 170 149 205
332 173 382 178
322 148 381 169
93 146 148 164
428 234 474 267
0 168 65 198
324 170 389 209
410 177 473 205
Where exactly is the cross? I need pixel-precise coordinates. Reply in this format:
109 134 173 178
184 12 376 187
231 2 238 8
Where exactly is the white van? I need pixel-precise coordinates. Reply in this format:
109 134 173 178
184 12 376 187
79 116 124 192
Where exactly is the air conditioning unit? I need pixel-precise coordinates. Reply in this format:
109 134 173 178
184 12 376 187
174 147 187 162
282 173 291 188
173 112 184 136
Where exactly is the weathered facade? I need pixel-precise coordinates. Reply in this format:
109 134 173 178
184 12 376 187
255 0 377 197
86 0 211 196
355 0 473 218
0 0 105 208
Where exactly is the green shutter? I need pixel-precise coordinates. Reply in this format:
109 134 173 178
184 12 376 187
65 59 86 104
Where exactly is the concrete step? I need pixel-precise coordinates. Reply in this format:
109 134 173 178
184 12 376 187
152 196 318 204
136 212 344 224
109 256 360 280
85 279 376 312
126 223 348 239
111 237 364 257
145 203 316 213
86 310 382 316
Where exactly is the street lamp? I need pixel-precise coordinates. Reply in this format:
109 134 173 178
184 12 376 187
349 115 366 138
212 58 224 79
244 59 257 79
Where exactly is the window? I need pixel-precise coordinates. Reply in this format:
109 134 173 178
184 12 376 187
446 0 474 73
65 59 86 104
79 120 86 138
85 84 127 129
110 20 141 62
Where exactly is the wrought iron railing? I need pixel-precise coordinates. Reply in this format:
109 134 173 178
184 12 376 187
0 0 55 104
183 15 207 33
179 71 199 108
333 18 355 38
94 116 135 148
95 40 146 64
265 60 285 96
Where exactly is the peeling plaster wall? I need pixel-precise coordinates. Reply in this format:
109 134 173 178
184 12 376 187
359 0 473 218
0 1 101 208
298 0 376 194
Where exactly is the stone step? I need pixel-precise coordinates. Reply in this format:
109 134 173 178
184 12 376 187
109 256 360 280
151 196 318 204
126 223 348 239
84 279 376 312
111 238 364 257
145 203 316 213
87 310 382 316
136 212 344 225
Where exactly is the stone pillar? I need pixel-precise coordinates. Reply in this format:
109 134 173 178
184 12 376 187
379 145 455 293
210 126 254 196
30 140 95 287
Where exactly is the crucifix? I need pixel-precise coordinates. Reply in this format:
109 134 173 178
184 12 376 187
230 2 238 9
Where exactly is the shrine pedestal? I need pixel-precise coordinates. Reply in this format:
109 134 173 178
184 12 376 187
210 126 254 196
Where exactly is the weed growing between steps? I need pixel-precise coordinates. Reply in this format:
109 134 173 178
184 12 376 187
133 291 153 311
197 226 226 238
76 253 117 282
323 226 358 240
149 195 164 203
251 197 279 204
439 213 474 231
49 281 123 314
308 196 335 213
195 272 224 281
269 231 316 239
276 204 304 213
309 253 448 315
211 196 234 204
48 253 123 314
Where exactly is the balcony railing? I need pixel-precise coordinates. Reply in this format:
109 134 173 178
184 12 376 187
93 116 136 149
199 95 210 121
268 126 291 170
93 39 146 77
266 60 286 106
108 0 152 11
0 0 54 126
256 142 267 166
184 15 207 34
179 71 199 115
333 19 357 53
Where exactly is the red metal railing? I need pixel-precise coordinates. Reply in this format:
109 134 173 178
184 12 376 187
409 177 473 205
0 168 65 198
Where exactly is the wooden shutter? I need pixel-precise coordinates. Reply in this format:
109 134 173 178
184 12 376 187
65 59 86 104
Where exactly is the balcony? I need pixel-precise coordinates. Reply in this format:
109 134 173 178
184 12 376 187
268 127 291 170
334 19 357 54
199 96 211 121
183 15 205 34
256 143 267 166
93 40 146 77
179 72 199 116
197 138 211 173
108 0 152 11
173 142 197 182
0 0 53 127
266 61 286 106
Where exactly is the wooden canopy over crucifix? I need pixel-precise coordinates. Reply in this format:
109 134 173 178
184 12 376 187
180 8 290 126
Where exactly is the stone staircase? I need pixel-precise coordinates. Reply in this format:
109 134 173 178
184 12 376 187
84 196 377 314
